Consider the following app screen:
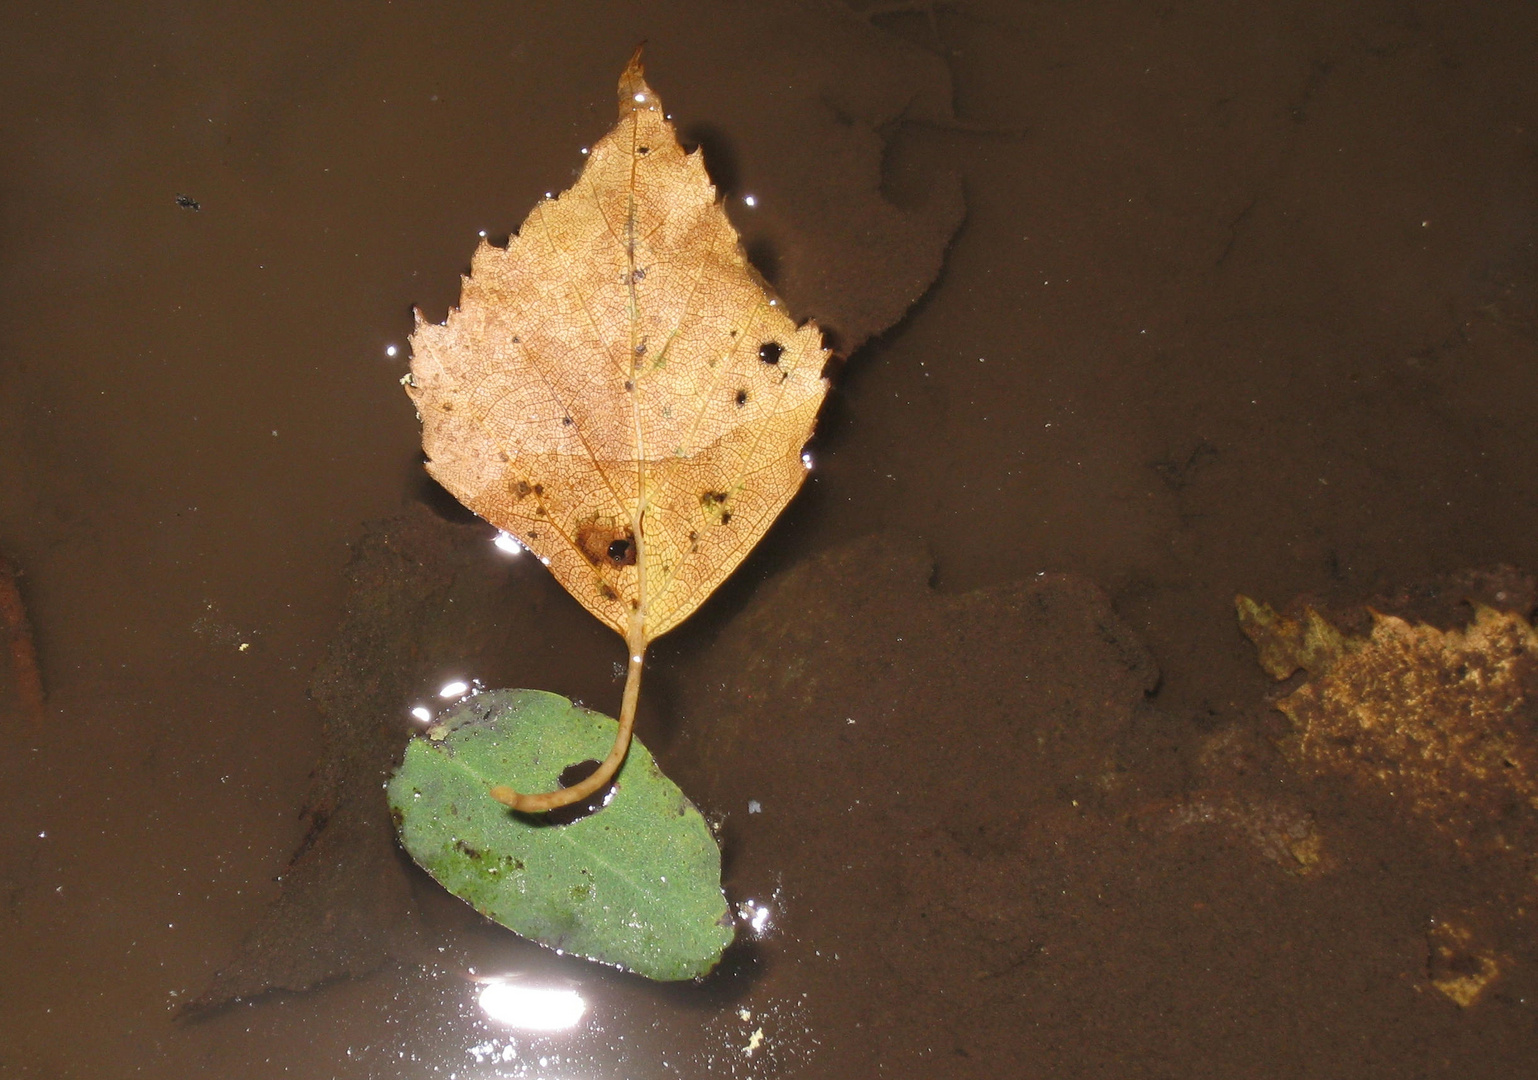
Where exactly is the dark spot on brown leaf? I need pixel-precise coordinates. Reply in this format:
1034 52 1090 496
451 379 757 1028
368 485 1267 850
577 522 636 567
758 341 782 365
735 389 748 406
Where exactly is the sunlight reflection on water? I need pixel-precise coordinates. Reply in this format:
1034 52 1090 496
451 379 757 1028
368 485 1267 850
477 979 587 1032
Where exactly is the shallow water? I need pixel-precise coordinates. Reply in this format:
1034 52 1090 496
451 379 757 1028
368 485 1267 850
3 2 1537 1076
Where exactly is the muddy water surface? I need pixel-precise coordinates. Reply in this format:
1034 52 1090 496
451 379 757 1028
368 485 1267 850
3 2 1538 1077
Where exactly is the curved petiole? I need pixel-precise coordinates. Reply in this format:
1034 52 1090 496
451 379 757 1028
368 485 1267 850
489 617 647 813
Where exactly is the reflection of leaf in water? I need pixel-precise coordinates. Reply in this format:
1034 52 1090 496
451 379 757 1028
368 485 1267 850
406 50 828 811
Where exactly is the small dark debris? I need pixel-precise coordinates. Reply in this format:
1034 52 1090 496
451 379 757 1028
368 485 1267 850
175 194 201 210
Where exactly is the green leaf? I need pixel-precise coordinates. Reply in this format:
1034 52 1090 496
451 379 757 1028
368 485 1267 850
387 689 733 980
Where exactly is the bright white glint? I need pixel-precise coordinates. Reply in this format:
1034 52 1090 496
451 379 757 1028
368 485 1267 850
410 706 432 723
477 981 587 1031
478 230 487 237
743 194 757 207
385 344 398 357
738 899 773 936
492 531 523 555
633 93 646 103
438 680 470 699
801 451 813 470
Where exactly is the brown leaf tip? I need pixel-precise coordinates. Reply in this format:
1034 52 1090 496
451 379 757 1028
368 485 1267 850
618 44 656 117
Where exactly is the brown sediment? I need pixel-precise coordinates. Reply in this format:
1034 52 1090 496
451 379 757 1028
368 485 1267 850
0 554 45 728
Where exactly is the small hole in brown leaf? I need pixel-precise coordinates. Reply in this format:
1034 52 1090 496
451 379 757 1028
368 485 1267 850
735 389 748 406
578 523 636 566
758 341 782 365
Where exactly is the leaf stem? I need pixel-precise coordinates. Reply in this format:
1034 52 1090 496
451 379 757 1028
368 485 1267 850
490 619 646 813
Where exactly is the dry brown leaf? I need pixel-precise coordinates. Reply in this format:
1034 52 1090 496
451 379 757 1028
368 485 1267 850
406 50 829 810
